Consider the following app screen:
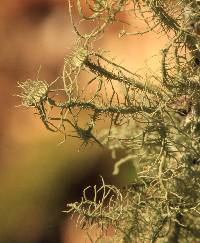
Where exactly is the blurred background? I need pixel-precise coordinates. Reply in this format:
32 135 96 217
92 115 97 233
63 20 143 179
0 0 167 242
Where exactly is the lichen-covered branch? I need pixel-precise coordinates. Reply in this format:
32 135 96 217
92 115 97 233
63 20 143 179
18 0 200 242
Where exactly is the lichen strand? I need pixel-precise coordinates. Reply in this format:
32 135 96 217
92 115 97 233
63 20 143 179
18 0 200 242
18 79 48 107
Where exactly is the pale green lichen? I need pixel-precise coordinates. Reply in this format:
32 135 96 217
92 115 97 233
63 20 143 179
18 79 48 107
18 0 200 242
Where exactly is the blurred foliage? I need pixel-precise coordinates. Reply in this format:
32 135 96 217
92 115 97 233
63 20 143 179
0 134 108 242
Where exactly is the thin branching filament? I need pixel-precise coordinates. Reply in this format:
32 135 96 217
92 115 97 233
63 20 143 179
18 0 200 242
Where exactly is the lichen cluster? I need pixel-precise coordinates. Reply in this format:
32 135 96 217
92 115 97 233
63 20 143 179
18 1 200 242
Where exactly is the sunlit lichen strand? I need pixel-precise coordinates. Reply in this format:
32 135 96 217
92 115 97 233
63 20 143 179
18 0 200 242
